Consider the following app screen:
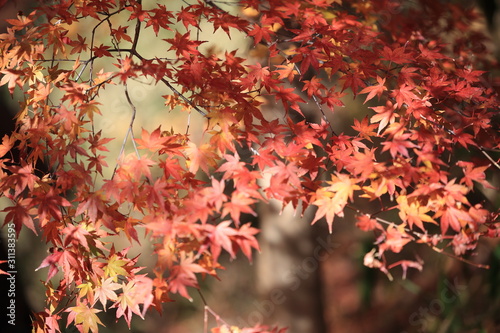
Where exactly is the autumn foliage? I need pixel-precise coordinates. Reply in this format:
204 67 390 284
0 0 499 332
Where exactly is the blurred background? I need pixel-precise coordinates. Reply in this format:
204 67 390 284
1 0 499 332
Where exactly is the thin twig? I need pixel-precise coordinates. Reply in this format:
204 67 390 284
480 148 500 170
111 84 140 179
124 84 140 158
292 63 338 135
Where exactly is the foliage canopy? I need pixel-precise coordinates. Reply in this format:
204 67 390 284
0 0 499 332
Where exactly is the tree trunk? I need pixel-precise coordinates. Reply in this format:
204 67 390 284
255 200 330 332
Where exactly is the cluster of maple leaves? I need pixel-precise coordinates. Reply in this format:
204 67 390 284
0 0 499 332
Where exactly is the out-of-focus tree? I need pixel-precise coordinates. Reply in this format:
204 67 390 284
0 1 499 332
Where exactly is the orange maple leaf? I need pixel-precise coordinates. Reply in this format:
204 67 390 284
184 142 219 174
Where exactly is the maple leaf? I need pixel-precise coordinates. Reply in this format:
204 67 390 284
217 152 246 179
360 76 387 104
113 275 154 326
206 221 238 261
119 153 156 180
222 191 258 226
35 188 72 226
457 161 495 189
348 149 376 180
0 69 25 94
67 300 104 333
266 160 303 189
208 10 248 38
392 83 419 107
274 63 298 82
3 199 36 236
159 156 184 181
381 45 411 64
248 23 274 44
146 4 174 35
135 126 170 152
92 45 112 58
204 177 227 211
311 174 359 233
62 224 92 251
356 215 382 231
2 0 500 329
75 192 107 223
352 117 377 142
369 100 399 134
340 70 366 95
398 66 419 86
321 87 346 110
111 26 133 43
177 7 200 30
77 281 95 306
70 34 88 55
397 195 436 231
380 225 412 254
381 132 416 158
302 76 326 98
164 31 204 58
185 142 219 174
326 173 360 203
169 253 207 300
234 223 260 262
104 254 130 280
79 101 102 122
418 43 447 62
35 249 79 281
274 86 305 115
87 131 112 155
311 192 343 233
0 134 15 157
439 206 473 234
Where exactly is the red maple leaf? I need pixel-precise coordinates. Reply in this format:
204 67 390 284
457 161 495 189
92 45 112 58
360 76 387 104
302 76 326 98
168 254 207 300
222 191 257 226
391 84 418 106
380 225 412 254
135 127 170 152
3 199 36 236
370 101 399 134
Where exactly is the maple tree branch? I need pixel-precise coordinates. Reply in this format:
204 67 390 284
480 148 500 170
203 0 339 132
158 77 209 117
78 46 210 117
111 83 140 179
204 305 208 333
204 306 232 332
75 61 90 83
124 84 140 158
427 244 490 269
291 63 337 135
131 0 142 52
105 18 122 59
88 16 108 82
203 0 224 11
419 114 500 169
198 289 208 307
348 206 492 270
115 48 209 117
